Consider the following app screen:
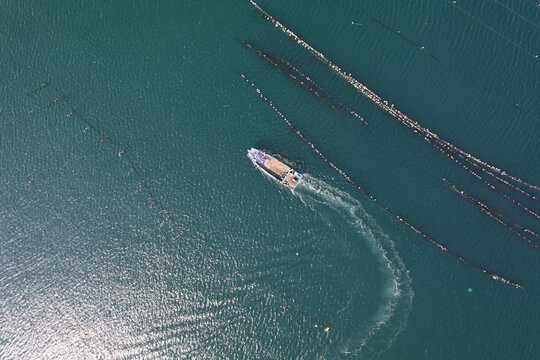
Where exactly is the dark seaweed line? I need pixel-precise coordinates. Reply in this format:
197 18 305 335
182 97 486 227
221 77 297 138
240 37 539 223
261 49 368 125
447 143 538 202
240 40 368 126
444 179 540 250
424 134 540 220
249 0 539 196
249 0 540 250
239 72 524 289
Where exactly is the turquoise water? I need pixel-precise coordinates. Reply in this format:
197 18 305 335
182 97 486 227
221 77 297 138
1 0 539 358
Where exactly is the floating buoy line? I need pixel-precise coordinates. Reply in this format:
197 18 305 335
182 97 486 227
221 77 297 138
248 0 539 230
444 148 540 221
248 0 538 191
240 34 539 221
366 16 540 122
22 82 50 99
239 72 524 289
334 0 540 121
238 38 539 233
3 83 337 337
50 85 186 238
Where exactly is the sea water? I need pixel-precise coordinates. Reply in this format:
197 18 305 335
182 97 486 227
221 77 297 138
1 0 539 359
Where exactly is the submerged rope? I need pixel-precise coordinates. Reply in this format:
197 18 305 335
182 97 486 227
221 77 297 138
447 1 539 59
239 37 539 225
0 97 63 134
491 0 540 31
1 82 186 240
366 15 540 122
49 84 186 238
333 0 539 121
448 149 540 220
240 72 524 289
22 82 50 99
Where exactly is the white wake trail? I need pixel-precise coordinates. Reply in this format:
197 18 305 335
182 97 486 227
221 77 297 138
296 175 413 357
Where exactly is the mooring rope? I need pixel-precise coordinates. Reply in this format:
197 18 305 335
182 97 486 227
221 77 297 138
332 0 540 120
448 150 540 220
22 82 50 99
239 37 539 221
0 97 63 134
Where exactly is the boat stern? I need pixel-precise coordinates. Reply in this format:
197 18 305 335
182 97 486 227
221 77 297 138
283 170 303 190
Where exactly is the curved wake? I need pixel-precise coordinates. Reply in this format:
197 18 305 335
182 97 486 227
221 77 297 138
296 175 414 357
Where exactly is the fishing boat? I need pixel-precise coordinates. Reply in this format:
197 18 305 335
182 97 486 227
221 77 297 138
247 148 303 190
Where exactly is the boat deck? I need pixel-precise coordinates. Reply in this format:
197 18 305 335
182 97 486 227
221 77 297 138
248 148 303 190
282 171 301 189
264 156 290 177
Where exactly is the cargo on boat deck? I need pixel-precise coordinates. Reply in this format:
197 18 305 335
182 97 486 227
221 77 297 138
247 148 303 190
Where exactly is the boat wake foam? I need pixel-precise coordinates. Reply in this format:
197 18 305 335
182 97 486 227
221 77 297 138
295 174 414 357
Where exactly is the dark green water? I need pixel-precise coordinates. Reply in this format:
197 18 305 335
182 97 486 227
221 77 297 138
1 1 539 359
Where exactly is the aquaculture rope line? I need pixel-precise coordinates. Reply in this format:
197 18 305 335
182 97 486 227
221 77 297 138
22 82 50 99
420 132 540 219
239 72 524 289
444 179 540 250
50 84 186 238
1 82 187 242
332 0 539 121
446 147 540 220
491 0 540 30
238 38 539 224
447 1 539 59
337 1 540 120
240 40 368 126
367 16 540 122
248 0 540 195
